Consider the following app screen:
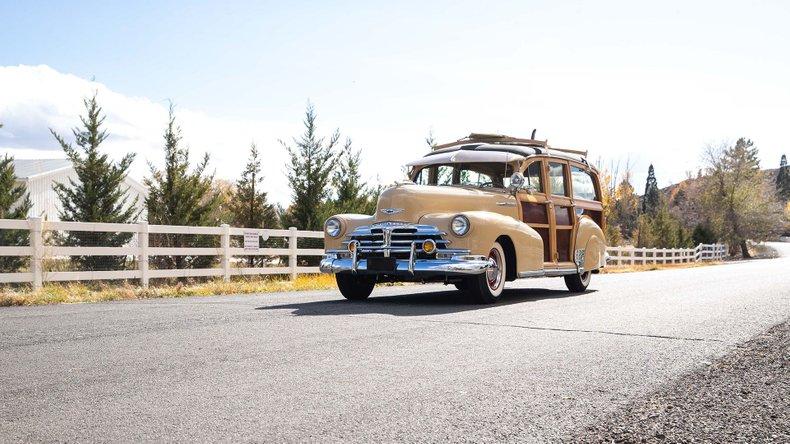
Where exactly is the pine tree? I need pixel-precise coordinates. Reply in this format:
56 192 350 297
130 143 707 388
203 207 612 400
641 164 660 215
776 154 790 201
636 198 684 248
51 93 139 271
332 138 374 214
691 223 716 245
145 104 221 269
701 138 783 257
279 103 339 230
229 143 278 266
0 155 33 272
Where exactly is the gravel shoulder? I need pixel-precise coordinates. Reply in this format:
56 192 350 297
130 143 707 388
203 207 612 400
571 321 790 443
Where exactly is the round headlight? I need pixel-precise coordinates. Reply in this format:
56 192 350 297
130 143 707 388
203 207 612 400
325 218 342 237
451 215 470 236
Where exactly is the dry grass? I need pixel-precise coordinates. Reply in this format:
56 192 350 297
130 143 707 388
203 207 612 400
1 260 725 307
0 274 338 307
601 261 723 274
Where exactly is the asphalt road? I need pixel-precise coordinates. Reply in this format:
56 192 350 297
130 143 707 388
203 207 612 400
2 244 789 442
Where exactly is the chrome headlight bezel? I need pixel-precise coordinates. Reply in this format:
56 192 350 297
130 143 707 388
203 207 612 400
450 215 470 237
325 218 342 238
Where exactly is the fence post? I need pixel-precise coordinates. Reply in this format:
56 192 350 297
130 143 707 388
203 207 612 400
138 221 149 288
221 223 230 282
288 227 298 281
29 217 43 290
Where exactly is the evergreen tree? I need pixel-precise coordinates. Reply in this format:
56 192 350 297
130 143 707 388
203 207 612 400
641 164 660 215
691 223 716 245
51 93 139 271
229 143 277 228
701 138 783 257
229 143 278 266
145 104 221 269
332 138 374 214
279 103 339 230
0 155 33 272
636 198 684 248
776 154 790 201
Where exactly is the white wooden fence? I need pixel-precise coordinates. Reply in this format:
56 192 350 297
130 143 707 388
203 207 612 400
0 217 729 288
0 217 323 289
605 244 727 266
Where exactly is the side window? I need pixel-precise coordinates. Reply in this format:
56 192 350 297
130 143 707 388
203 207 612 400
571 166 597 200
436 165 454 186
548 162 568 196
413 168 430 185
458 169 493 187
523 161 543 193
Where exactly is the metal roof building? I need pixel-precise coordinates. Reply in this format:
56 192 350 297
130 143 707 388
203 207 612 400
12 158 148 221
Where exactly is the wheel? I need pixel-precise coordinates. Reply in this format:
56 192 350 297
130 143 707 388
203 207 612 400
564 270 592 292
336 273 376 300
465 242 507 304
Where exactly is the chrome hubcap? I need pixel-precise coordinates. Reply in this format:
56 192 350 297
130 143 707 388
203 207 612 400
486 249 502 290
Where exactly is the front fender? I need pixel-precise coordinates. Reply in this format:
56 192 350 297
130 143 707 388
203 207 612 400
419 211 543 274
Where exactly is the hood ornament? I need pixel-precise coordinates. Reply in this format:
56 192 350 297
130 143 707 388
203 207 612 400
380 208 404 215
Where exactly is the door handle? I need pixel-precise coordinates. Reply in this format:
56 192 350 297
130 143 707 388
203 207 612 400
496 202 516 207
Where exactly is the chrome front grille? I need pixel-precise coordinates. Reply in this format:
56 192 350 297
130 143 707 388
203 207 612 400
344 222 449 259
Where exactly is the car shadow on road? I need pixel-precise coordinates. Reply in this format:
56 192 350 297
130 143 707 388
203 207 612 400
256 287 597 317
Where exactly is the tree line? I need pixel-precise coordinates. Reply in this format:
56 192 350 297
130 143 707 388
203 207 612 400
601 138 789 257
0 94 379 270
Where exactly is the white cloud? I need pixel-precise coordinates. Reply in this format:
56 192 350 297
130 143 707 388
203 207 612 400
0 65 302 206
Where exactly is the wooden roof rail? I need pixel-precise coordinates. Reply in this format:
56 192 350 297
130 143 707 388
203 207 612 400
433 133 587 158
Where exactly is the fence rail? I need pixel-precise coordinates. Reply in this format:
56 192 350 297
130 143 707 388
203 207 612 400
0 217 728 288
605 243 727 265
0 217 325 289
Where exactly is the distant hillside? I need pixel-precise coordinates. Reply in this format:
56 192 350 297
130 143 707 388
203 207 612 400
661 168 779 198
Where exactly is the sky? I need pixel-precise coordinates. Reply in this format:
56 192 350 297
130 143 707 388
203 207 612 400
1 0 789 205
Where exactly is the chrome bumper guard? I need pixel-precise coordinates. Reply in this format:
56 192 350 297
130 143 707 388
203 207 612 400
319 247 493 276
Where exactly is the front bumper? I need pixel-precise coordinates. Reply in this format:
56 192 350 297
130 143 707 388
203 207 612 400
319 252 493 276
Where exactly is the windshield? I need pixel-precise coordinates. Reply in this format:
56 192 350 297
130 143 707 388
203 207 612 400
410 162 515 189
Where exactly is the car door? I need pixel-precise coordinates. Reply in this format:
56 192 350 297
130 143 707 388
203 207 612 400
546 160 576 265
517 159 552 263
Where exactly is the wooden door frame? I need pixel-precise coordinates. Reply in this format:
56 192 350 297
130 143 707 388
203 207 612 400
516 158 552 264
545 159 577 266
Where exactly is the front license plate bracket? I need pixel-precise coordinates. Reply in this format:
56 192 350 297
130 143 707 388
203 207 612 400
367 257 397 271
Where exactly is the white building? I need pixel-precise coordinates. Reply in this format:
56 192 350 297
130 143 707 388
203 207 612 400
13 159 148 221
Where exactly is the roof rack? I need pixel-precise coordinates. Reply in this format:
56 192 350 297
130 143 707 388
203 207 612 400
547 146 588 157
433 133 547 150
433 133 588 158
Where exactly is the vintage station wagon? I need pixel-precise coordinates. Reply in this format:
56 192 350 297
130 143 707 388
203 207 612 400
320 133 607 303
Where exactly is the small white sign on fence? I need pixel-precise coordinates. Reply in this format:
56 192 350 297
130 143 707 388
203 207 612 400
243 230 260 252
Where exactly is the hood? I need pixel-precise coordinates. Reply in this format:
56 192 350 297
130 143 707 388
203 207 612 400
375 184 519 222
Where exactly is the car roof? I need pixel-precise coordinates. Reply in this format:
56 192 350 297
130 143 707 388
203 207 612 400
407 148 527 167
422 142 591 166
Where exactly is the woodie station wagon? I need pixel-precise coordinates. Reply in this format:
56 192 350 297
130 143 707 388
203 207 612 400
320 133 607 303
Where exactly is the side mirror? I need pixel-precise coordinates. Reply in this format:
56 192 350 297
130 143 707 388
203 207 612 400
508 172 526 194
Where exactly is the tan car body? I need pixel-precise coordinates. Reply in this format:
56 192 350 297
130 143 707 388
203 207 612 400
324 148 607 278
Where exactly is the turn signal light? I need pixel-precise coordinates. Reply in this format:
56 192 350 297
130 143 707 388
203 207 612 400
348 240 359 253
422 239 437 254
